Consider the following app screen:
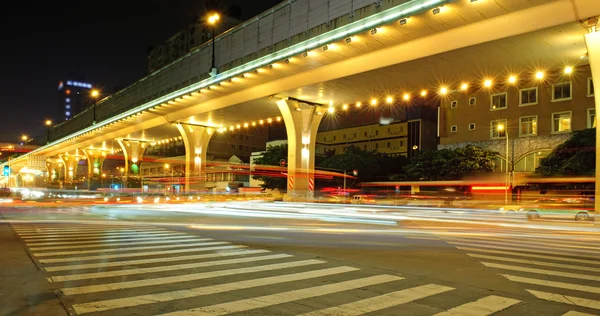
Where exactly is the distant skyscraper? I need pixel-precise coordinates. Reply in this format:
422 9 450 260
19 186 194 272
57 78 93 121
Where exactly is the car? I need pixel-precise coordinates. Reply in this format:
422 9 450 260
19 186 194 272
499 198 595 221
350 195 376 205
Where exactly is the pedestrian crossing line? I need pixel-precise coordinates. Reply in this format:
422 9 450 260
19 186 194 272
406 237 440 241
48 253 294 282
456 246 600 265
527 289 600 310
45 249 271 272
432 295 521 316
445 238 600 257
562 311 597 316
13 226 154 233
447 241 600 261
502 274 600 294
158 274 403 316
72 265 361 314
25 232 186 246
62 259 327 296
34 239 218 257
467 253 600 273
297 284 454 316
38 243 236 263
18 229 167 239
29 235 198 251
481 262 600 282
445 235 600 251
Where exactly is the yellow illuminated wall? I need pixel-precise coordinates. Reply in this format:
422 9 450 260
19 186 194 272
316 122 409 155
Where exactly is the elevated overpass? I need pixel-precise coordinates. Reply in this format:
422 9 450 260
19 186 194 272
4 0 600 205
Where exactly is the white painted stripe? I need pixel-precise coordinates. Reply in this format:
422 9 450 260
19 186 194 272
432 295 520 316
468 253 600 273
19 229 166 239
562 311 597 316
481 262 600 282
26 232 186 246
45 249 270 272
406 237 440 241
446 238 600 257
72 265 359 314
456 246 600 265
30 235 196 251
298 284 453 316
159 274 403 316
34 239 217 257
49 253 293 282
502 274 600 294
62 259 325 295
447 235 600 251
15 227 153 233
448 241 600 261
527 289 600 310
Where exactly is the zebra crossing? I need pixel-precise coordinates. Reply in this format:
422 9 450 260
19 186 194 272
440 233 600 313
8 223 592 315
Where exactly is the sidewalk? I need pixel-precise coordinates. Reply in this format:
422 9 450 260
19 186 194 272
0 215 66 316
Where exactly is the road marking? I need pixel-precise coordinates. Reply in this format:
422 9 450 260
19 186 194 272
49 253 293 282
72 266 360 314
158 274 403 316
562 311 597 316
446 235 600 251
527 289 600 310
502 274 600 294
446 238 600 257
456 246 600 265
298 284 453 316
481 262 600 282
468 253 600 273
45 249 270 272
62 259 326 295
19 229 166 239
14 227 154 234
432 295 521 316
34 239 217 257
25 232 186 246
448 241 600 261
30 235 196 251
406 237 440 241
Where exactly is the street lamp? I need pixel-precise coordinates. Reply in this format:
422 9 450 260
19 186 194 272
91 89 100 125
45 120 52 144
164 163 173 189
21 135 28 142
497 123 509 205
207 12 220 76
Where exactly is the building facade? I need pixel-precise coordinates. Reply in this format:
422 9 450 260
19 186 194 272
57 79 93 121
439 66 596 174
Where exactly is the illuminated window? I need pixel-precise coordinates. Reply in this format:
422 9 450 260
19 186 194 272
490 119 507 139
552 111 572 133
519 115 537 136
588 108 596 129
65 111 71 116
552 82 572 101
519 87 537 106
588 78 595 96
490 92 507 110
65 105 71 109
65 98 71 103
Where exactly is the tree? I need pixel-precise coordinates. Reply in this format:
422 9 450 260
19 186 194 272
251 144 288 191
535 128 595 176
404 145 496 180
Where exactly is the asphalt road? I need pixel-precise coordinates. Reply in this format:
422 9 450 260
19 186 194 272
1 201 600 316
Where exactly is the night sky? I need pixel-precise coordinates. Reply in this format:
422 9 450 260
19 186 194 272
0 0 282 142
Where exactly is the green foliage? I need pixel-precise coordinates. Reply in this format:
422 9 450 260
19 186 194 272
251 144 288 191
535 128 595 176
404 145 496 180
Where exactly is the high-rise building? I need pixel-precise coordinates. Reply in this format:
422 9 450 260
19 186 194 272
57 79 94 121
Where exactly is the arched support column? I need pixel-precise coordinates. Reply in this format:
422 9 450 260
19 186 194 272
276 98 326 200
117 140 147 176
60 150 84 182
176 123 214 193
83 149 107 178
45 158 62 183
585 28 600 212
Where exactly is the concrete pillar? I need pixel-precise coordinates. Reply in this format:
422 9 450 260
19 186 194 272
117 140 147 176
176 124 214 193
585 29 600 212
276 98 326 199
60 151 84 182
45 158 62 182
83 149 107 178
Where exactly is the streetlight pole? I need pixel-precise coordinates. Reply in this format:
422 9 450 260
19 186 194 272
498 124 509 205
45 120 52 144
91 89 100 125
207 13 220 76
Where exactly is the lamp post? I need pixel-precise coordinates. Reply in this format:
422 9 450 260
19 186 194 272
45 120 52 144
207 12 220 75
164 163 173 192
497 123 509 205
91 89 100 125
